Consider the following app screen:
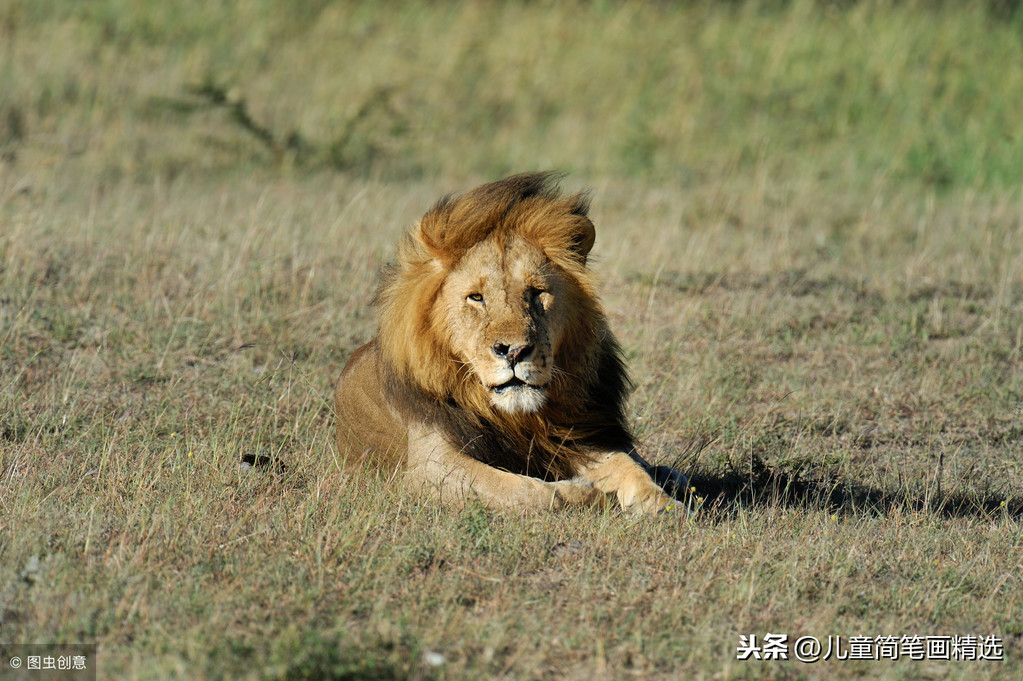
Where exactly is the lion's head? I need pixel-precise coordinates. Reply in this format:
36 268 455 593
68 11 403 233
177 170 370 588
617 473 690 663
375 172 631 478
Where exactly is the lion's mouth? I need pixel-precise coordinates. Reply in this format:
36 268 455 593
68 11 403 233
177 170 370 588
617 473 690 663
491 377 541 394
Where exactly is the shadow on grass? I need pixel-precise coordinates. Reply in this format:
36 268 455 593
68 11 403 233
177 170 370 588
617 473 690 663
242 441 1019 522
688 451 1023 522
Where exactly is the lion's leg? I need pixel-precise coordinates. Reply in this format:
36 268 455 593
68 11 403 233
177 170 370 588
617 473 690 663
628 449 690 500
405 426 600 511
574 451 676 515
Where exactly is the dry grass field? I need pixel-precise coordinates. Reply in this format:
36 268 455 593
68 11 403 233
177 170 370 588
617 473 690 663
2 1 1022 679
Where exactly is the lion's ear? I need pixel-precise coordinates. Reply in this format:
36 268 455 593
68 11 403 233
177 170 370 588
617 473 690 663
569 215 596 263
558 190 595 265
413 198 459 266
415 216 443 256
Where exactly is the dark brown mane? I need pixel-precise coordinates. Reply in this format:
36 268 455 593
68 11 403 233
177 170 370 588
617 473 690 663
377 172 633 480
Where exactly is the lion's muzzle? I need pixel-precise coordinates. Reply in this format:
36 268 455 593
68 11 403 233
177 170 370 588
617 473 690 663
491 341 534 365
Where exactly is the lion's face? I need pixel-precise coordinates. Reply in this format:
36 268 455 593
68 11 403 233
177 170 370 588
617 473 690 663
377 173 608 425
435 234 572 414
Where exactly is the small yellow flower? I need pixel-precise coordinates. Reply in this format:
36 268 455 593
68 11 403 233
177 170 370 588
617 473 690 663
188 451 194 458
1001 500 1008 508
830 514 837 522
170 432 177 438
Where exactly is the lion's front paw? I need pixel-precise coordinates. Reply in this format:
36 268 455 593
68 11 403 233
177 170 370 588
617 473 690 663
619 481 672 516
508 477 596 510
551 479 601 507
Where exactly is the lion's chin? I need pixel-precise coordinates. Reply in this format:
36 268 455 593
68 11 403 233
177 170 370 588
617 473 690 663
489 381 547 414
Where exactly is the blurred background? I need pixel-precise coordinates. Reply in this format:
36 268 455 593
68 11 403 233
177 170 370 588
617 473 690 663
3 0 1022 192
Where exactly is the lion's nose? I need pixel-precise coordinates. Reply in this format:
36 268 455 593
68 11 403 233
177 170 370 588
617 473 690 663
493 342 533 365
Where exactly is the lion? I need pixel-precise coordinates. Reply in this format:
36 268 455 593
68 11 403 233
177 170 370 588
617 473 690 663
334 172 689 515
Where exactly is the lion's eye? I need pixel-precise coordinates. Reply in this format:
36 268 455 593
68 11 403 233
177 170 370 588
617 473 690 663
467 293 484 303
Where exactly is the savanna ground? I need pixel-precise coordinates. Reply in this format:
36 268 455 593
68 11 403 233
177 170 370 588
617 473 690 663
2 1 1023 679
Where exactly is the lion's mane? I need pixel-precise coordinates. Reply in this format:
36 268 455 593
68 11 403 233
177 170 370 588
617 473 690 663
376 173 633 480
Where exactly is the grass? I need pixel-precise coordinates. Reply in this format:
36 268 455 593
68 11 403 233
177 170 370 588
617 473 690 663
4 1 1023 187
2 1 1023 679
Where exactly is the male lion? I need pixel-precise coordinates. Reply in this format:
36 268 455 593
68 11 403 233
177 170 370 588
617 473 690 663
335 172 688 515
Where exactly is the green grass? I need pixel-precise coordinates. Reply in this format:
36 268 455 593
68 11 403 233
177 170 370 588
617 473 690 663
2 1 1023 679
4 0 1023 187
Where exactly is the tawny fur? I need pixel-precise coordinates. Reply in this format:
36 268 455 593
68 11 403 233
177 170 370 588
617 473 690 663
335 172 679 514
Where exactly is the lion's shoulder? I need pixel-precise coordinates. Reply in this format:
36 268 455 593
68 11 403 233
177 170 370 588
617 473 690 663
334 340 407 468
